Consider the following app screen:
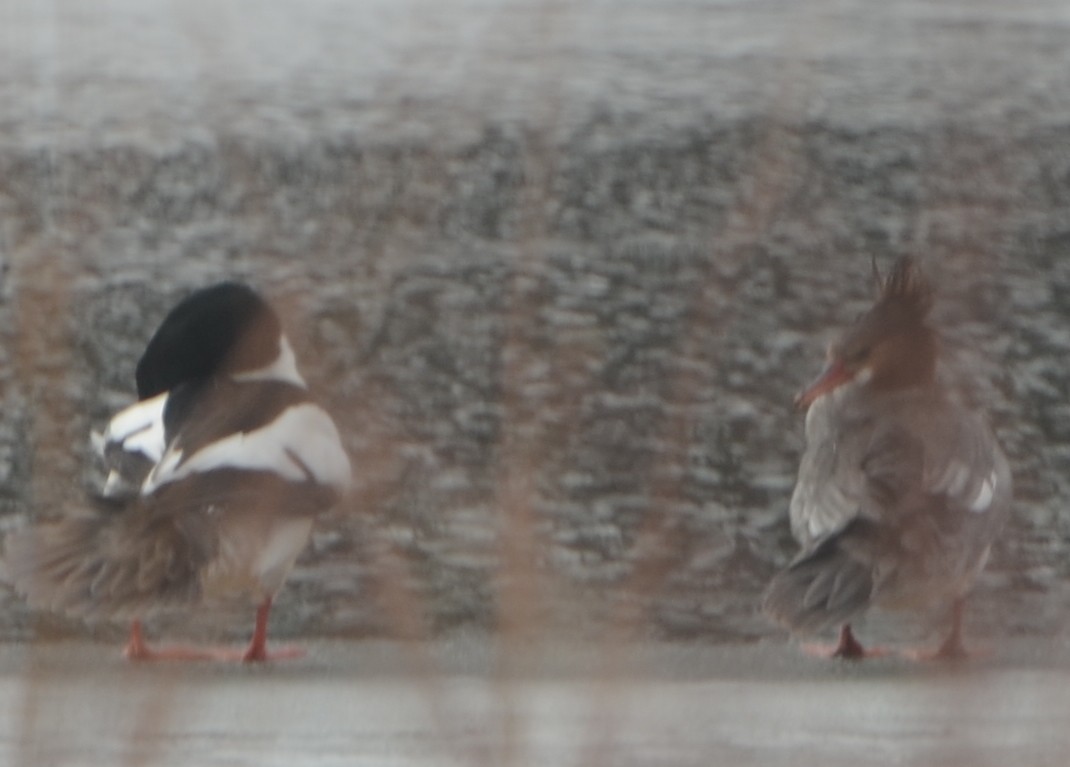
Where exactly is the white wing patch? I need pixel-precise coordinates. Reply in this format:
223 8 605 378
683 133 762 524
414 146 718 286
967 470 998 513
96 393 168 463
929 458 999 515
803 482 857 540
94 393 168 497
143 403 351 495
931 459 970 497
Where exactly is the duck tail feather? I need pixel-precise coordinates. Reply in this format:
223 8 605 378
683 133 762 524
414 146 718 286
3 507 208 620
763 518 879 635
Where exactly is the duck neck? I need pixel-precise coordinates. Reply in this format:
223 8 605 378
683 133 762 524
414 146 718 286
870 325 938 393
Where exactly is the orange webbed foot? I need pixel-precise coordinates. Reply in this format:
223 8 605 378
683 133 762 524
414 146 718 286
801 624 890 661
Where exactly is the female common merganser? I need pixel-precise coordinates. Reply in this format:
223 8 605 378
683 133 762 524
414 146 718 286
6 282 351 662
763 258 1011 659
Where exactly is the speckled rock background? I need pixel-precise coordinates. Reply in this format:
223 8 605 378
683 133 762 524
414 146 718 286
0 0 1067 644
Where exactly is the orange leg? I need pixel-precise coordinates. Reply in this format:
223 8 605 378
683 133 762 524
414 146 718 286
123 619 221 661
123 619 152 660
242 599 272 662
121 599 304 663
931 598 968 658
905 598 974 661
240 597 303 663
831 624 867 659
802 624 890 661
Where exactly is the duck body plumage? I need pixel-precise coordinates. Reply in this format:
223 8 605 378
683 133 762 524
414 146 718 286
763 258 1011 656
767 378 1011 635
5 282 350 657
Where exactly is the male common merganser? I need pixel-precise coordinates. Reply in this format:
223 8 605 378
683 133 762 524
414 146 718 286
6 282 351 662
762 258 1011 659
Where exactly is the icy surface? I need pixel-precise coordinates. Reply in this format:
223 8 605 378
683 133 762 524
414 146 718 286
4 639 1070 767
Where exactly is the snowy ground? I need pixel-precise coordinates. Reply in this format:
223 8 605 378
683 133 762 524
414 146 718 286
5 638 1070 767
